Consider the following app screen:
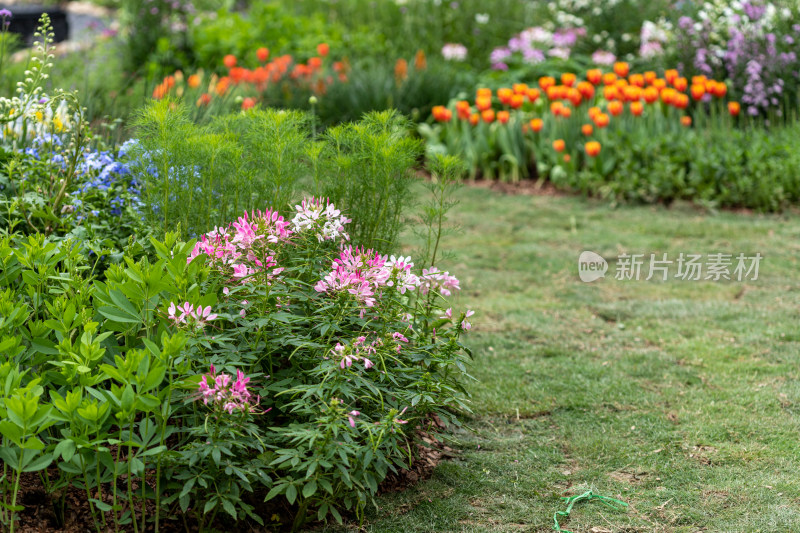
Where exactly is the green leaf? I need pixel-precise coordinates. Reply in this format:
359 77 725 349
221 498 237 518
0 421 22 444
264 484 283 502
91 499 113 512
285 483 297 505
97 307 140 324
54 439 76 462
22 452 52 472
302 480 317 499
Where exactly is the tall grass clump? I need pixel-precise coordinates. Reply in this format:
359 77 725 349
129 103 423 250
315 110 423 249
130 100 308 238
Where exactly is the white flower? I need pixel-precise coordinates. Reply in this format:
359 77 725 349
441 43 468 62
475 13 489 24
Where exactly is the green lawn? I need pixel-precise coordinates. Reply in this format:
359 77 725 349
327 186 800 532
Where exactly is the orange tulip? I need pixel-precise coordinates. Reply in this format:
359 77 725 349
481 109 495 123
608 100 624 116
553 139 566 152
308 57 323 70
691 75 707 86
629 73 645 87
187 74 201 89
644 71 657 84
643 86 659 103
660 87 676 104
673 77 688 92
513 83 529 95
567 88 582 107
257 47 270 62
241 97 256 111
713 81 727 98
561 72 577 87
602 72 617 85
527 88 541 103
652 78 667 90
497 87 514 104
317 43 330 57
665 69 679 85
585 141 601 157
728 101 741 116
152 82 168 100
550 101 564 115
613 62 629 77
690 84 705 100
530 118 544 132
563 154 571 163
560 106 572 118
223 54 237 69
623 85 642 102
630 101 644 116
577 81 595 100
510 94 525 109
546 86 559 100
477 88 492 98
593 113 610 128
196 93 212 106
588 106 601 119
587 68 602 85
456 101 471 120
497 110 510 124
539 76 556 91
681 115 692 127
673 93 690 109
469 113 480 126
476 96 492 111
432 105 452 122
215 77 230 96
603 85 619 101
581 123 593 136
394 58 408 82
414 50 427 70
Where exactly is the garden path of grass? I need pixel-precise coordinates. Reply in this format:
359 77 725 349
329 186 800 532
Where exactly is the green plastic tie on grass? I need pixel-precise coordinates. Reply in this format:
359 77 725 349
552 490 628 533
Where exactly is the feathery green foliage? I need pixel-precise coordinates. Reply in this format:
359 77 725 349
316 111 423 249
130 103 423 250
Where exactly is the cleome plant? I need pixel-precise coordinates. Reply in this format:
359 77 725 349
0 191 473 531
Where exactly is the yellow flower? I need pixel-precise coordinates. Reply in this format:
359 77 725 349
53 116 64 132
35 111 44 122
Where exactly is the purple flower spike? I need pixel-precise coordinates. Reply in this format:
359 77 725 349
0 8 12 18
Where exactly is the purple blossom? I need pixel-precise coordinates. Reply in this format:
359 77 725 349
522 48 545 63
552 29 578 48
742 2 766 22
0 8 11 18
489 47 511 64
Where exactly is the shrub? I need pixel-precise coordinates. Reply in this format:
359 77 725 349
0 195 473 531
130 101 423 249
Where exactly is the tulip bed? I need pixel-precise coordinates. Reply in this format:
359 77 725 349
421 60 800 210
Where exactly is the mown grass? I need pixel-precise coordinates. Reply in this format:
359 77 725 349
323 185 800 532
